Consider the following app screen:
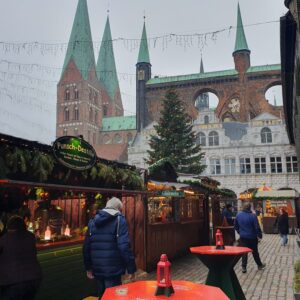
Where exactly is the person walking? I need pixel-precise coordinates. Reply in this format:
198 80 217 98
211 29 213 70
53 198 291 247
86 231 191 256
0 215 42 300
275 208 289 246
221 204 234 226
83 197 136 299
234 202 266 273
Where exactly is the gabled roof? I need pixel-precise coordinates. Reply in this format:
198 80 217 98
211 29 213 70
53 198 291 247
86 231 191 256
146 64 281 86
96 17 121 101
252 112 279 121
233 3 250 54
102 116 136 131
61 0 96 80
137 22 150 64
200 57 204 74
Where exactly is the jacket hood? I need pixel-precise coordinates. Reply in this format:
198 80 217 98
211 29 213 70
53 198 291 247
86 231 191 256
94 209 119 227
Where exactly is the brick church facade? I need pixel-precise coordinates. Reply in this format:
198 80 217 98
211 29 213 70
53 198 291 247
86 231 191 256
56 0 136 162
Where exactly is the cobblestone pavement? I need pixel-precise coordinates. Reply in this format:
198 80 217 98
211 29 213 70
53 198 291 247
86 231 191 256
140 234 300 300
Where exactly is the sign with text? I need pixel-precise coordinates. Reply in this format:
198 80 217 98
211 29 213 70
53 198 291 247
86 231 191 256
158 190 185 198
53 136 97 171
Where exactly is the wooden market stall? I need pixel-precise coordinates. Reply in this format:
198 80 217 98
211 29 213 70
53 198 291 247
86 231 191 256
253 189 299 234
0 133 146 300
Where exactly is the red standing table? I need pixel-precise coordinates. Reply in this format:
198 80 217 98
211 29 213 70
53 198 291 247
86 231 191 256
102 280 229 300
190 246 252 300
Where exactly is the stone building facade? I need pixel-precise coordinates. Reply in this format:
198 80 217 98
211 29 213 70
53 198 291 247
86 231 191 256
129 3 300 195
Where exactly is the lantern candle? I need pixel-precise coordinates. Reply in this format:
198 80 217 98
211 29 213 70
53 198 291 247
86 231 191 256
155 254 174 297
216 229 225 250
44 226 51 241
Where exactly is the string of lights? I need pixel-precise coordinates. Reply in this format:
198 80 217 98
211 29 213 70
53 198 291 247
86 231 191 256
0 20 279 55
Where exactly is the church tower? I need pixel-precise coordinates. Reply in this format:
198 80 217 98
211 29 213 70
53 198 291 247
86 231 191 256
56 0 104 146
195 57 209 111
96 16 124 117
136 21 151 132
232 3 251 74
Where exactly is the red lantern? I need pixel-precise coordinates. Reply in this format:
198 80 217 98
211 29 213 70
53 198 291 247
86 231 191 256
216 229 225 250
155 254 174 297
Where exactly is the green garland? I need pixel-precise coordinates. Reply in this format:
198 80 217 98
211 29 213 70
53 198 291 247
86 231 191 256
148 157 173 174
252 190 294 201
180 180 236 197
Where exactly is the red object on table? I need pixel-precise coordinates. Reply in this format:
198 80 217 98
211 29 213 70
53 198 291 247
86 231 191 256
215 229 225 250
155 254 174 297
190 245 252 255
102 280 229 300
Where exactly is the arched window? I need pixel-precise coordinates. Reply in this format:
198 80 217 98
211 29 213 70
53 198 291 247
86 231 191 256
74 88 79 99
103 105 108 117
261 127 272 143
208 131 219 146
64 108 69 121
95 111 98 124
65 89 70 100
103 134 111 144
94 92 98 105
196 132 206 146
74 128 78 136
89 88 93 101
74 107 79 120
63 128 68 136
204 115 209 124
89 108 93 122
113 134 122 144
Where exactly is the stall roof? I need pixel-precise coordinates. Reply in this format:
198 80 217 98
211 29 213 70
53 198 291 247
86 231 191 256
0 179 152 197
148 180 190 190
256 190 299 198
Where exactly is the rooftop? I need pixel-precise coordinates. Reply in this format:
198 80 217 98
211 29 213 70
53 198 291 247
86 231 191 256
102 116 136 131
146 64 281 86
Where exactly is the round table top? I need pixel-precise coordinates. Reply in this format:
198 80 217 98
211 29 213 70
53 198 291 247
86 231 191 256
190 245 252 255
102 280 229 300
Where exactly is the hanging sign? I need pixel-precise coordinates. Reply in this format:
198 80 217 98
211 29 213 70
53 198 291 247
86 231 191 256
158 190 185 198
53 136 97 171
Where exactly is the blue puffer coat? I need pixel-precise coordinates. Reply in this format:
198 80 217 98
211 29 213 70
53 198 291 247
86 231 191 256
83 209 136 279
235 209 262 239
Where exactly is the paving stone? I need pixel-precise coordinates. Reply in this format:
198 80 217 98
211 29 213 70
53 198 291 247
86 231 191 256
138 234 300 300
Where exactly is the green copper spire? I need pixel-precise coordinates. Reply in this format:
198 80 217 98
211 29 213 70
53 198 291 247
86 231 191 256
137 22 150 64
233 3 250 54
61 0 96 80
96 17 120 101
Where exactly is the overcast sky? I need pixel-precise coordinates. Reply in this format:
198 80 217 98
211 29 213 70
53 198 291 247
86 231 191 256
0 0 287 144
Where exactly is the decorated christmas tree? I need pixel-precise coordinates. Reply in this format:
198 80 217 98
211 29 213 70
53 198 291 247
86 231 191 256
146 89 205 174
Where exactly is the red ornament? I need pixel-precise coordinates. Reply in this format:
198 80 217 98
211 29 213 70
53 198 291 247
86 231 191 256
216 229 225 250
155 254 174 297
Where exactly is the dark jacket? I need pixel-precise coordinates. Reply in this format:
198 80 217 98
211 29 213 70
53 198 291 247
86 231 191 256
83 208 136 279
235 209 262 239
276 213 289 235
0 230 42 286
222 208 234 226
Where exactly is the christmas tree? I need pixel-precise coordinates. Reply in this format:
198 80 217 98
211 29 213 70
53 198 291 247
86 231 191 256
146 89 205 174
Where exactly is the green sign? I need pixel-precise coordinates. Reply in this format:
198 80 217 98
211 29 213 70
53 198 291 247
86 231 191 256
158 190 185 197
53 136 97 171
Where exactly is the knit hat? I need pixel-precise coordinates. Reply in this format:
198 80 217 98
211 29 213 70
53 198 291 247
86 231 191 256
105 197 123 212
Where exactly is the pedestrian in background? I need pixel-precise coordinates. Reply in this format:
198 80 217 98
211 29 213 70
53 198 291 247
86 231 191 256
234 202 266 273
222 204 234 226
0 215 42 300
83 197 136 299
275 207 289 246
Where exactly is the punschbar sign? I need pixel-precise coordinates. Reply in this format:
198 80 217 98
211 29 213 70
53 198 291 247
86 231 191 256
53 136 97 171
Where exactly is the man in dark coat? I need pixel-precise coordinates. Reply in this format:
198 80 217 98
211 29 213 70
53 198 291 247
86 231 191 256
221 204 234 226
275 208 289 246
83 197 136 299
235 202 266 273
0 215 42 300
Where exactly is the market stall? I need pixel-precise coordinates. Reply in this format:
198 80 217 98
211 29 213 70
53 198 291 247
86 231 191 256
253 189 299 234
0 133 146 300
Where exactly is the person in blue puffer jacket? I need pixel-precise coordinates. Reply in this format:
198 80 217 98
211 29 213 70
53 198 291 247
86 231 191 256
83 197 136 299
235 202 266 274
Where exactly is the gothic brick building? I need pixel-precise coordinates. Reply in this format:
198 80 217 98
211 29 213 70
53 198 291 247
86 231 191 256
129 3 300 195
56 0 135 162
